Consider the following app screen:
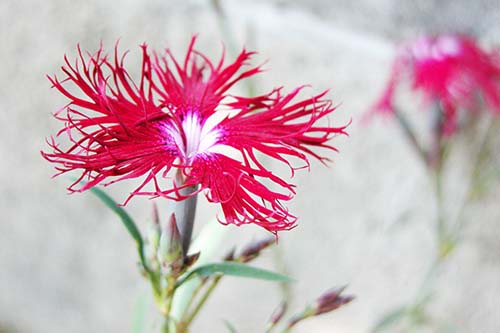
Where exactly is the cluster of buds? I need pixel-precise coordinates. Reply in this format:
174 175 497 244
312 286 354 316
266 301 288 332
266 287 353 332
224 237 276 263
145 204 198 278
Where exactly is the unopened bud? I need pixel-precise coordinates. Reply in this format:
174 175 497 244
268 301 287 326
285 287 353 331
314 286 354 315
240 237 275 263
224 247 236 261
158 213 184 271
147 224 161 253
152 201 160 225
146 204 161 254
144 204 161 270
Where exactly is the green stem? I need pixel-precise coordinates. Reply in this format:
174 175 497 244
157 276 178 333
393 108 428 166
178 275 223 332
406 112 495 331
141 251 162 299
272 246 293 307
429 102 444 170
282 308 314 333
178 278 208 324
175 184 199 255
427 101 450 258
433 168 447 252
451 115 496 238
413 257 441 306
162 318 170 333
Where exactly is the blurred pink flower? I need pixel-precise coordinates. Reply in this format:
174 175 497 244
371 34 500 134
42 37 347 233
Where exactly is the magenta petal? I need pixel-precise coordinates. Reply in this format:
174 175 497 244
42 37 347 233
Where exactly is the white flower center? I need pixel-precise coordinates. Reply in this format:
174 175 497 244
165 112 220 162
411 36 461 62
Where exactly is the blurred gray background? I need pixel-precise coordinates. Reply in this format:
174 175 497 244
1 0 500 332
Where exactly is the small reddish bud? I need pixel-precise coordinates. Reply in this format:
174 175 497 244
314 286 354 315
224 247 236 261
151 202 160 225
146 207 161 252
269 301 287 326
145 203 162 270
240 237 276 263
285 287 353 330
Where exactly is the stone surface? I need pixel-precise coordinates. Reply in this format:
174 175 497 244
1 0 499 332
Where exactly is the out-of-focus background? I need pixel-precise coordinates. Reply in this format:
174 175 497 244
1 0 500 332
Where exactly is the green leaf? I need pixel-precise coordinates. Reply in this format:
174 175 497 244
372 306 407 332
89 186 142 245
88 186 153 280
177 262 293 287
222 319 237 333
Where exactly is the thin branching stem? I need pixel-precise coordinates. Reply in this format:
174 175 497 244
178 275 223 332
452 115 496 238
394 108 429 166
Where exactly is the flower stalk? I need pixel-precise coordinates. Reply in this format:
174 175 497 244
393 108 428 166
178 275 222 332
283 287 353 333
173 173 199 255
266 302 287 333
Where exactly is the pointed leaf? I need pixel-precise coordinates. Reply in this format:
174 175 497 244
177 262 293 287
87 186 154 278
89 186 143 245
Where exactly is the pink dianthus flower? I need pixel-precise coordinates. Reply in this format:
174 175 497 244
372 34 500 134
42 37 347 233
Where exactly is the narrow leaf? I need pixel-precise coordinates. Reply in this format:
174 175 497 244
87 186 153 279
177 262 293 287
89 186 142 245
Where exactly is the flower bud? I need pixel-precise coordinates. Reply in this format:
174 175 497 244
268 301 287 327
147 224 161 253
144 204 162 271
285 287 353 331
146 204 161 254
314 286 354 315
224 247 236 261
157 213 184 272
239 237 275 263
